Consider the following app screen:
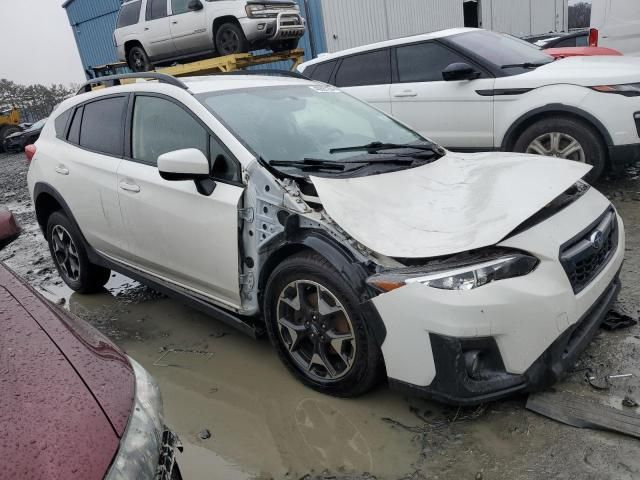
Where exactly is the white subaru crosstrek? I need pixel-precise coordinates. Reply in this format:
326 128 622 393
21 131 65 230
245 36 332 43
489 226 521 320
27 71 624 405
299 28 640 182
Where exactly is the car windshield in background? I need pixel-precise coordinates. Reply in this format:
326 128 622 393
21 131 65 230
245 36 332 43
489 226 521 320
448 30 554 74
27 119 46 131
197 85 427 165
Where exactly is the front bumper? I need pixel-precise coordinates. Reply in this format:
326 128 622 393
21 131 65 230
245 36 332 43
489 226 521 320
3 137 23 152
240 12 305 44
609 143 640 171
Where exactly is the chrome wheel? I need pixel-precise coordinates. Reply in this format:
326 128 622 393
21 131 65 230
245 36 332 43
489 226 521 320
526 132 586 162
277 280 357 381
51 225 81 281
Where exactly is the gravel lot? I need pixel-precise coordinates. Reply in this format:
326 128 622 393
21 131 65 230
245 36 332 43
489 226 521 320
2 151 640 480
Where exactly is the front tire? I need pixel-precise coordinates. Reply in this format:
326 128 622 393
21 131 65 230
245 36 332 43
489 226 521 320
215 23 249 56
0 125 21 153
513 116 607 183
264 252 382 397
127 45 152 72
47 211 111 293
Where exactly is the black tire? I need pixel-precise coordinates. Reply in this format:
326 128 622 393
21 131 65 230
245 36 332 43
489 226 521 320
46 211 111 293
264 251 382 397
215 22 249 56
127 45 152 72
272 38 299 52
513 116 607 183
0 125 21 153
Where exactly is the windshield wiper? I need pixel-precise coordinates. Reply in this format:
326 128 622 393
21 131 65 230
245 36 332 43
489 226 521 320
269 156 423 172
329 141 441 155
500 61 551 69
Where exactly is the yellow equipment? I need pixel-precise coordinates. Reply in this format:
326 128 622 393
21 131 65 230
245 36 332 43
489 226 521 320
0 107 21 153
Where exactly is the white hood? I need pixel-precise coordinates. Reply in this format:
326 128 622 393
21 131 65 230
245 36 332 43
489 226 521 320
311 151 591 258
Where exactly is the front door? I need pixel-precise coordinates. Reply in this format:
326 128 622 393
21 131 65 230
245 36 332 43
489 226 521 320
389 41 495 149
143 0 175 59
169 0 209 55
117 94 244 309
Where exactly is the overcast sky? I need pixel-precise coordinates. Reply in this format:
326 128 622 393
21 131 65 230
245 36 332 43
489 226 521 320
0 1 85 86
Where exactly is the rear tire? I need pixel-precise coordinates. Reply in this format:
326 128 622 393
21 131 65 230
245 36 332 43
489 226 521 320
215 22 249 56
46 211 111 293
264 252 382 397
513 116 607 183
127 45 152 72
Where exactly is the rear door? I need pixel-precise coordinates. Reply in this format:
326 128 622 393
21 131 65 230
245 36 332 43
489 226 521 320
169 0 209 55
333 49 393 114
389 41 495 149
117 94 244 308
53 96 129 259
143 0 175 59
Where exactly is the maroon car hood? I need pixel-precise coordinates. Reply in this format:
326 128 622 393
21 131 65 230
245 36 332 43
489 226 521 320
0 265 135 478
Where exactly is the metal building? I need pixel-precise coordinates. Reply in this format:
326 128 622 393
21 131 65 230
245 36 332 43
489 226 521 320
63 0 567 78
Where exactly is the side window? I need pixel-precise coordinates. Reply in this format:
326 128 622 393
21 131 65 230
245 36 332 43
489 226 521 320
171 0 190 15
334 50 391 88
146 0 168 20
396 42 473 83
302 64 318 79
79 97 127 156
554 37 577 48
210 136 240 183
116 1 142 28
309 60 337 83
132 95 208 165
67 106 83 145
575 35 588 47
54 109 72 139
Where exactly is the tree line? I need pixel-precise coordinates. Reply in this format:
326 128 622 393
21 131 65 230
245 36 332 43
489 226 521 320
0 79 76 123
569 2 591 29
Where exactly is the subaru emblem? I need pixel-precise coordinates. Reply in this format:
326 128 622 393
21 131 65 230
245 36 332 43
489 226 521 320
590 230 605 251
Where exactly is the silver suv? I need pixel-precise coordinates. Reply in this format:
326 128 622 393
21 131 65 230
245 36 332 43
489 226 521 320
114 0 306 71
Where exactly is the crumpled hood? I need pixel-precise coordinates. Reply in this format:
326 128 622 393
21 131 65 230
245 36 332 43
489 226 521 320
311 151 591 258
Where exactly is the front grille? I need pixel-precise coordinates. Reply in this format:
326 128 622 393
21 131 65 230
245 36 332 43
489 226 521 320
559 207 618 293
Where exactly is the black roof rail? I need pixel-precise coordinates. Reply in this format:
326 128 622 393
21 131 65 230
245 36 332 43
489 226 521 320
212 69 309 80
76 72 189 95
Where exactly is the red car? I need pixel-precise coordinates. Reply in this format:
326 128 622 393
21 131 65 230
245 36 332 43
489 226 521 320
0 212 181 480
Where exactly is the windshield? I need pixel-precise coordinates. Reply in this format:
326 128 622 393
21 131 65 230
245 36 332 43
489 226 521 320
197 85 427 164
448 30 554 74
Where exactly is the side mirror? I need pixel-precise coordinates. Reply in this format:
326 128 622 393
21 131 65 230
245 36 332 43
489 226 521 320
442 62 481 81
188 0 204 11
158 148 209 181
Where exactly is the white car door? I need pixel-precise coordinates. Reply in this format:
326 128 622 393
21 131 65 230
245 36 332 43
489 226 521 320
594 0 640 56
389 41 495 149
169 0 209 55
117 94 244 309
142 0 176 59
53 96 129 259
335 49 393 114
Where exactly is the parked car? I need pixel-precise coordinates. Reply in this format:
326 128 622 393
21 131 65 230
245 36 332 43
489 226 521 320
299 28 640 182
523 30 589 49
591 0 640 56
3 118 46 153
114 0 306 72
0 244 182 478
27 71 624 405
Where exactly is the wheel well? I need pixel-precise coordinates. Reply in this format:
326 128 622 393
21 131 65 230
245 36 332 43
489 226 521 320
257 244 311 301
35 193 62 236
503 110 609 153
212 16 243 41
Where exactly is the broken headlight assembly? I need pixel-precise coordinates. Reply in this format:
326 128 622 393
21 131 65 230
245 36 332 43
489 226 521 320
590 83 640 97
367 254 539 293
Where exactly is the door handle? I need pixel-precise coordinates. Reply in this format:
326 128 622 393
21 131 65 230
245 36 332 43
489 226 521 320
144 27 150 31
393 90 418 98
172 20 178 24
55 165 69 175
119 181 141 193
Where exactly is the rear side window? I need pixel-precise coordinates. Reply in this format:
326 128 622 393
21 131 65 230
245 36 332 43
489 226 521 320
117 1 142 28
79 97 127 156
132 96 208 165
309 61 337 83
146 0 167 20
575 35 588 47
553 37 577 48
396 42 469 83
67 107 83 145
334 50 391 88
54 109 72 139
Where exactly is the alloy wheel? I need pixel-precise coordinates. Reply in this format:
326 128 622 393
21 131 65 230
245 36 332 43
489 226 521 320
526 132 586 162
51 225 81 281
276 280 357 381
219 30 240 54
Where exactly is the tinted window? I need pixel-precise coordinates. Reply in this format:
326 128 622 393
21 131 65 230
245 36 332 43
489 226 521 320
67 107 83 145
553 37 577 48
132 96 208 165
79 97 127 156
171 0 190 15
309 61 337 83
576 35 588 47
397 42 471 83
117 1 141 28
54 110 71 138
302 64 317 79
146 0 167 20
210 136 240 182
335 50 391 87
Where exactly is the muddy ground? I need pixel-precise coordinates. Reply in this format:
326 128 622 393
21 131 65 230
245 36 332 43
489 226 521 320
2 151 640 480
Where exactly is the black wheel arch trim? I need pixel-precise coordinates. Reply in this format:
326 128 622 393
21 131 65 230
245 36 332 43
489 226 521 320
501 103 613 151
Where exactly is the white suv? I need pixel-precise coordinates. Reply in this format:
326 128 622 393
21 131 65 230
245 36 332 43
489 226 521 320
299 28 640 182
114 0 305 71
28 72 624 405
